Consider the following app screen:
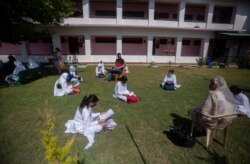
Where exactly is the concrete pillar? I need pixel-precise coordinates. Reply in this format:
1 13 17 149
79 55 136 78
202 38 210 58
148 0 155 25
178 0 186 27
207 3 214 28
84 34 91 59
52 33 61 52
117 0 122 24
175 36 182 63
83 0 89 22
19 41 29 62
147 34 153 63
117 33 122 54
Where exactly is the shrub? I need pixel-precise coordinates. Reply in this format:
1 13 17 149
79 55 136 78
38 107 78 164
196 57 206 67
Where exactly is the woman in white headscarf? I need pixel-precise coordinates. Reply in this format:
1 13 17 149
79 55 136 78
67 65 83 86
95 61 106 78
27 58 39 69
5 60 26 83
189 76 236 129
53 72 80 96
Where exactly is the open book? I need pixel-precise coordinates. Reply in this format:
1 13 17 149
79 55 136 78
99 109 114 120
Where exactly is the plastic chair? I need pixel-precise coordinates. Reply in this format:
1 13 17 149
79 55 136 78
190 112 239 149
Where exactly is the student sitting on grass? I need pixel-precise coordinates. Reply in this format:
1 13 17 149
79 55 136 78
95 61 106 78
65 94 116 149
67 65 83 86
230 85 250 118
53 72 80 96
27 58 39 69
113 76 139 103
160 69 181 90
5 60 26 84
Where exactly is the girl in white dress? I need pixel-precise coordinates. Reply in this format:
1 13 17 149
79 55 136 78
65 94 108 149
161 69 181 90
230 85 250 118
95 61 106 78
114 76 139 103
53 72 80 96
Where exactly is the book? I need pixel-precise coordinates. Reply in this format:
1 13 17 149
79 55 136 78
99 109 114 120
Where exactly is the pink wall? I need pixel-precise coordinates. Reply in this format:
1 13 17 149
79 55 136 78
123 3 148 19
90 2 116 18
0 42 21 55
154 37 176 55
122 37 147 55
29 42 52 55
181 39 201 56
91 36 116 55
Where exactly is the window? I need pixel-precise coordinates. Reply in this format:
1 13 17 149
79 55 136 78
172 13 177 20
171 39 175 45
95 37 116 43
122 38 143 44
213 6 234 24
69 37 79 54
185 14 193 21
155 13 169 19
42 37 52 43
123 11 144 18
196 15 205 21
95 10 116 17
160 39 167 44
182 40 190 45
194 40 201 46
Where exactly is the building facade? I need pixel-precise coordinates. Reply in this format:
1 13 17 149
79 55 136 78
1 0 250 64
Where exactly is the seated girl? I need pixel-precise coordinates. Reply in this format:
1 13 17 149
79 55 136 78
5 60 26 83
230 85 250 118
67 65 83 86
54 72 80 96
64 94 116 149
95 61 106 78
160 69 181 90
113 76 139 103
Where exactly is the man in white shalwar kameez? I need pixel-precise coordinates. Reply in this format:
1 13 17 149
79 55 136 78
65 94 107 149
54 72 74 96
114 76 134 102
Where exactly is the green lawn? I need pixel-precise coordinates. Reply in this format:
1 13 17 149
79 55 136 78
0 65 250 164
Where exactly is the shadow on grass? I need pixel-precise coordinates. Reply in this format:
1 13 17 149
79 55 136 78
195 150 229 164
125 125 146 164
163 113 194 147
0 66 66 88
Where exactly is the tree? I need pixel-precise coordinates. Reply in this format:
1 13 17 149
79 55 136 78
0 0 75 43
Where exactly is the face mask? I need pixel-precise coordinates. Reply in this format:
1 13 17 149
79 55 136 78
91 103 96 107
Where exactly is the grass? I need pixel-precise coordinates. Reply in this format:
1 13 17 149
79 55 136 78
0 65 250 164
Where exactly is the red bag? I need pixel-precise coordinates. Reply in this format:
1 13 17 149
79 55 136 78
126 95 139 103
72 86 81 94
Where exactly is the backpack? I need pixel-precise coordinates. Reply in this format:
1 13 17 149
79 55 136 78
126 95 139 103
169 124 195 147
